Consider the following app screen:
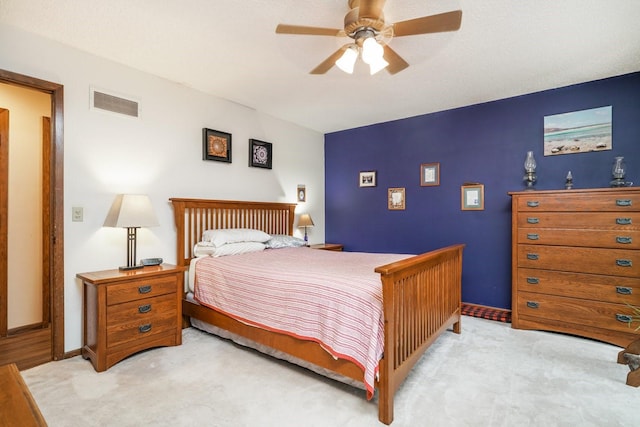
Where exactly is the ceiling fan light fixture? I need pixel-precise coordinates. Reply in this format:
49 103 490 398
361 36 384 65
336 46 358 74
369 56 389 75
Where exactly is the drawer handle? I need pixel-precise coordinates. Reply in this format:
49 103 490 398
526 201 540 208
138 285 152 294
616 199 632 207
526 233 539 240
616 236 632 244
616 286 633 295
526 277 539 285
616 314 632 323
616 218 632 225
138 304 152 313
138 324 152 333
616 259 632 267
526 253 539 260
526 301 539 309
526 217 539 224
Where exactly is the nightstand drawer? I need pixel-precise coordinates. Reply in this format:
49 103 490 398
107 307 177 348
107 294 176 326
107 276 177 305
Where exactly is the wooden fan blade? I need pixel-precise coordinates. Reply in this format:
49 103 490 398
357 0 387 20
392 10 462 37
276 24 344 37
310 45 349 74
382 45 409 75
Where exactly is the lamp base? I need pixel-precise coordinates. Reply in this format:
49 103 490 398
119 264 143 271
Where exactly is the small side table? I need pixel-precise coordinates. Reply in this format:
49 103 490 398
77 264 185 372
310 243 344 251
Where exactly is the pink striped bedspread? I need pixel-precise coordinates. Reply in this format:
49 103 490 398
193 246 410 399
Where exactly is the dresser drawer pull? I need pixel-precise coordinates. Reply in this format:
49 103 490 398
616 259 632 267
138 324 152 333
616 286 633 295
526 253 539 260
526 201 539 208
616 236 632 244
526 233 539 240
138 304 152 313
526 277 539 284
616 314 633 324
526 301 539 309
616 218 632 225
526 217 539 224
616 199 632 207
138 285 152 294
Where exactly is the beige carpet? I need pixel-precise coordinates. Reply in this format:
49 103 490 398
22 317 639 426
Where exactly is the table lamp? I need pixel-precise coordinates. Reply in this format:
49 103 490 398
297 214 314 246
104 194 159 270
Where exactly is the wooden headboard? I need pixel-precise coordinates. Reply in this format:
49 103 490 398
170 198 297 267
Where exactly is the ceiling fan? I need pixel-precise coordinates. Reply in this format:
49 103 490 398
275 0 462 75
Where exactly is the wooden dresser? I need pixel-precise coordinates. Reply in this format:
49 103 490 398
509 187 640 347
77 264 185 372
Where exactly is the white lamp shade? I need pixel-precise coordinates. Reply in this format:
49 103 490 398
336 46 358 74
369 56 389 75
361 37 384 65
104 194 159 228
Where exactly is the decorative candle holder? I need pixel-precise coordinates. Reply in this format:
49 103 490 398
565 171 573 190
610 156 629 187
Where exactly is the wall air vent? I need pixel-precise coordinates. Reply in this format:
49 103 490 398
90 88 139 118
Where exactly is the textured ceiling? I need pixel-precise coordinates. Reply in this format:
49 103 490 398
1 0 639 133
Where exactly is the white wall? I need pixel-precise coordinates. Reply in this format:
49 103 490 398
0 24 325 352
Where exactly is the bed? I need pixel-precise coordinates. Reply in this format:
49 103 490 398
170 198 464 425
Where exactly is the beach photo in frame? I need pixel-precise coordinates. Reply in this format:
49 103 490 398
249 139 273 169
359 171 377 187
202 128 232 163
388 187 405 210
420 163 440 186
543 106 612 156
461 184 484 210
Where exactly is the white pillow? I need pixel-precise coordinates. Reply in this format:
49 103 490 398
194 241 265 257
265 235 306 249
201 228 271 248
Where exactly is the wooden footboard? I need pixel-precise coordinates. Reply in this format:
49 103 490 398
375 244 464 424
170 198 464 425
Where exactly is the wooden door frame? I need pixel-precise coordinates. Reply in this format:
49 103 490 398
0 69 64 362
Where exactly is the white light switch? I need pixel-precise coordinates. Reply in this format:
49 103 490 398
72 206 83 222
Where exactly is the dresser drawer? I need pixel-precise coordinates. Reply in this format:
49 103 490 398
516 268 640 304
106 294 176 326
515 193 640 212
107 307 177 348
106 275 177 305
517 245 639 277
516 291 640 334
516 212 640 230
516 228 640 249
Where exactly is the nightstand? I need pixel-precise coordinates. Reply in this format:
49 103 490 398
310 243 344 251
77 264 186 372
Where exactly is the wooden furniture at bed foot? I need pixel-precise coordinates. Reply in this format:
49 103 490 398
310 243 344 251
78 264 185 372
509 188 640 347
0 363 47 426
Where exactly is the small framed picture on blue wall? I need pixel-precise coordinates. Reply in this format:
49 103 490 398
420 163 440 186
461 184 484 210
359 171 377 187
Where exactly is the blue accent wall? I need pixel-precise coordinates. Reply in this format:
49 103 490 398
325 72 640 310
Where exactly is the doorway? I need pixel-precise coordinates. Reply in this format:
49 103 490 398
0 69 64 369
